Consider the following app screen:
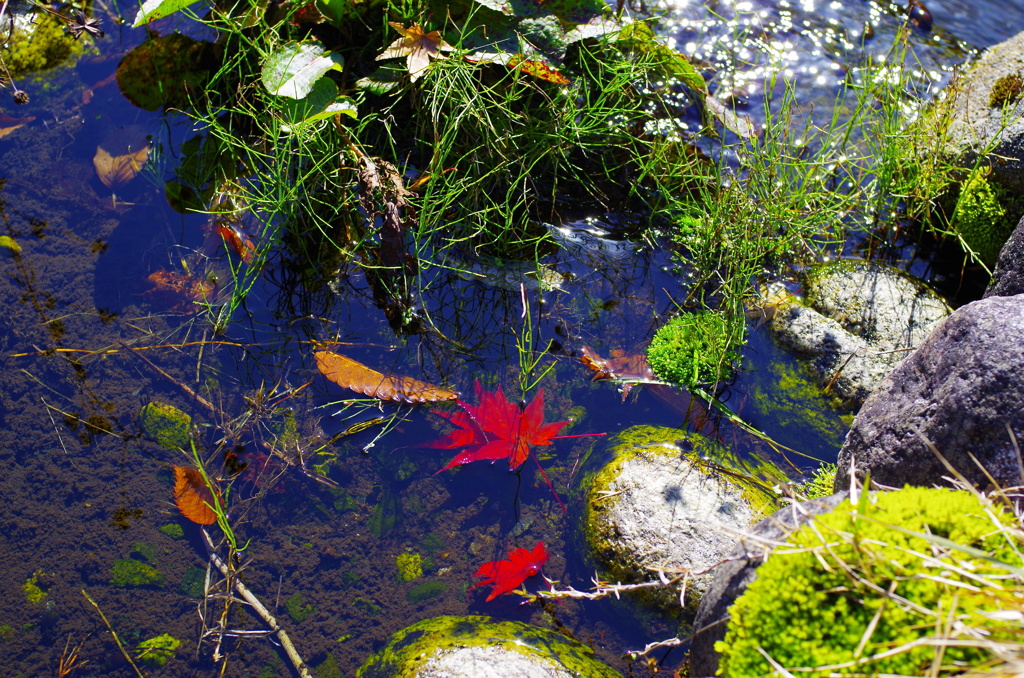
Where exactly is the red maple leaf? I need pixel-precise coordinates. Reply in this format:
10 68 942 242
471 541 549 602
426 381 570 473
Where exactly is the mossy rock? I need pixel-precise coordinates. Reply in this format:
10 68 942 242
717 487 1023 677
578 425 784 615
139 401 192 451
110 558 166 588
357 615 622 677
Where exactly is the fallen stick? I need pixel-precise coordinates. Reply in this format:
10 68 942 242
202 530 312 678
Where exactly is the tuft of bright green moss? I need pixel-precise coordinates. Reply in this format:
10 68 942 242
405 580 447 603
717 487 1023 677
395 552 423 582
989 72 1024 108
22 571 47 604
139 401 193 451
135 633 181 668
646 311 744 390
801 463 838 499
110 558 166 588
285 593 315 623
159 523 185 539
950 167 1019 267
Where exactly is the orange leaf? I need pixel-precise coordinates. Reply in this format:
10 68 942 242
314 351 458 404
507 55 570 85
93 126 150 189
173 466 219 525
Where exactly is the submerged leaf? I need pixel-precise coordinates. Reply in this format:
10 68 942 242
93 127 150 188
0 112 35 139
471 541 548 601
261 43 344 99
173 466 219 525
314 351 458 404
425 380 569 472
132 0 200 26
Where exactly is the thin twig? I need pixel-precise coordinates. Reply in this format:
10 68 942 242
201 530 312 678
81 590 147 678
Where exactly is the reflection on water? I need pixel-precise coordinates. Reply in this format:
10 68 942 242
0 0 1017 675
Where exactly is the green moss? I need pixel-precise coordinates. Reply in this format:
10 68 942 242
420 532 444 553
951 167 1020 267
315 652 344 678
22 571 47 604
646 311 744 390
717 487 1023 677
368 490 401 537
110 558 166 588
135 633 181 668
285 593 315 623
989 72 1024 108
801 463 838 499
357 615 622 678
1 13 84 76
0 625 14 640
159 523 185 539
405 580 447 603
178 564 206 598
139 401 193 451
395 553 423 582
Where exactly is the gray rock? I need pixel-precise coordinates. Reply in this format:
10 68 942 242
941 31 1024 193
582 426 779 615
764 261 951 408
688 492 850 678
984 214 1024 297
835 294 1024 491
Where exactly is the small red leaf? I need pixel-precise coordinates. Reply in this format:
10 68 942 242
471 541 549 601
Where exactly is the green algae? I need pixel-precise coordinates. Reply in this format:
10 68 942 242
159 523 185 539
178 564 206 598
139 401 193 451
1 12 89 77
285 593 315 623
395 553 423 582
135 633 181 668
357 615 622 678
22 571 47 604
110 558 166 588
405 581 447 603
130 542 158 565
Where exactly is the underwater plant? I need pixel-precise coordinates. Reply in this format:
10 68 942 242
716 486 1024 677
135 633 182 668
949 166 1020 267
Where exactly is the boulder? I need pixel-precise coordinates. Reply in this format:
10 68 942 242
835 294 1024 491
356 615 621 678
580 426 782 616
688 492 849 677
764 261 951 408
941 31 1024 193
984 214 1024 297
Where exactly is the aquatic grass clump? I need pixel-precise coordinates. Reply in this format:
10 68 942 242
646 311 744 390
717 486 1024 677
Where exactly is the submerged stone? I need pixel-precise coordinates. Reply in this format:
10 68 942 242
763 261 951 409
580 426 782 616
357 615 621 678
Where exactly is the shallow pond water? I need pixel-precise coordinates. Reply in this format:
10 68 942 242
0 0 1012 676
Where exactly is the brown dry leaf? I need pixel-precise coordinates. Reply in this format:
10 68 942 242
93 126 151 188
376 22 453 82
579 346 656 401
0 113 35 140
315 351 458 403
173 466 219 525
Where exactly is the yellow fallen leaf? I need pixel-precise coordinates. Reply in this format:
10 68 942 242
0 113 35 140
376 22 453 82
93 126 151 188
